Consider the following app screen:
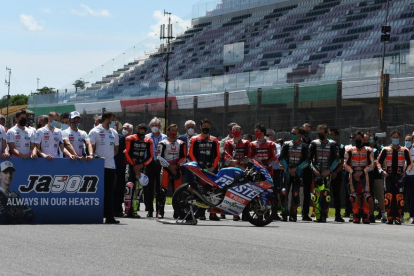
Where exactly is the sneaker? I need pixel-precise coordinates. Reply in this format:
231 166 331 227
233 215 240 221
105 218 120 224
114 211 124 218
273 213 282 221
289 216 297 222
408 217 414 224
335 216 345 222
386 220 393 225
302 215 313 222
209 213 220 221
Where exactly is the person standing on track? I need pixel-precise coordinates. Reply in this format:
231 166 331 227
89 111 120 224
145 117 167 218
301 123 313 221
223 124 250 221
6 110 35 159
377 130 413 225
157 124 186 219
279 126 308 222
124 123 154 218
62 111 93 160
189 118 220 221
178 120 197 185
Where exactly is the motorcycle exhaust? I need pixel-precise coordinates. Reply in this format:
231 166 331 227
185 185 216 207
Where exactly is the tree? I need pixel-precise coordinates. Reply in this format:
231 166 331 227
72 79 89 92
37 86 56 94
10 94 28 106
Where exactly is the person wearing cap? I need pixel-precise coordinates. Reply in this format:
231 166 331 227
89 111 120 224
62 111 93 161
35 111 75 160
0 161 35 224
6 110 36 159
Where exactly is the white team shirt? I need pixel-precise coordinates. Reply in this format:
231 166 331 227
6 125 35 156
407 147 414 176
35 125 64 158
89 125 119 169
63 128 89 156
0 125 7 154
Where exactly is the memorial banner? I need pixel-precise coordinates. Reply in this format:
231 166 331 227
0 158 104 224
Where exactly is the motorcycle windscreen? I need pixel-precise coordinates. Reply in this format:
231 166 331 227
215 184 260 215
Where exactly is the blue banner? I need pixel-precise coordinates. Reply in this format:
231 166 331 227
0 158 104 224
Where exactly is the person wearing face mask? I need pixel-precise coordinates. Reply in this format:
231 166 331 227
189 118 221 221
59 113 70 131
35 111 75 161
62 111 93 161
145 117 167 218
279 126 308 222
363 133 386 223
25 110 36 135
36 115 48 130
344 131 374 224
122 123 133 137
300 123 313 221
248 123 278 175
223 124 250 221
377 130 413 225
327 128 345 223
178 120 198 185
6 110 36 159
157 124 186 219
219 123 237 168
124 123 154 218
404 135 414 224
89 111 120 224
308 124 339 223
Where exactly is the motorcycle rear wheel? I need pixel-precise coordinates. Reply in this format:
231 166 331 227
245 196 277 227
172 184 197 219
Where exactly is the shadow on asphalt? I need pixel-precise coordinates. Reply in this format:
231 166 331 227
156 219 279 227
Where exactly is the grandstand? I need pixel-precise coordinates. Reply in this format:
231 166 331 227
28 0 414 140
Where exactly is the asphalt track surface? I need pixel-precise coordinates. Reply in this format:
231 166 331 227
1 205 414 276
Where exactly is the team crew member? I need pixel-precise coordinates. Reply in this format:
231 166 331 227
89 111 120 224
124 124 154 218
25 110 37 134
344 131 374 224
36 115 47 129
60 113 70 131
122 123 133 137
6 110 36 159
62 111 93 161
377 130 413 225
223 124 250 221
308 124 339 223
279 126 308 222
178 120 197 185
0 123 9 159
189 118 220 221
35 111 75 160
248 123 278 174
157 124 186 219
328 128 345 222
301 123 313 221
404 135 414 224
145 117 167 218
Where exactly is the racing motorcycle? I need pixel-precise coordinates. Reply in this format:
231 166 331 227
170 159 277 226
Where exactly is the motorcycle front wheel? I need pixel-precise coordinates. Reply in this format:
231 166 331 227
245 195 277 227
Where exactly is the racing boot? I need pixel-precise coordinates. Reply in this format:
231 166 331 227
209 213 220 221
362 214 370 224
353 213 361 224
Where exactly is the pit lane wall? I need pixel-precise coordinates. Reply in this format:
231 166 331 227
0 159 104 225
